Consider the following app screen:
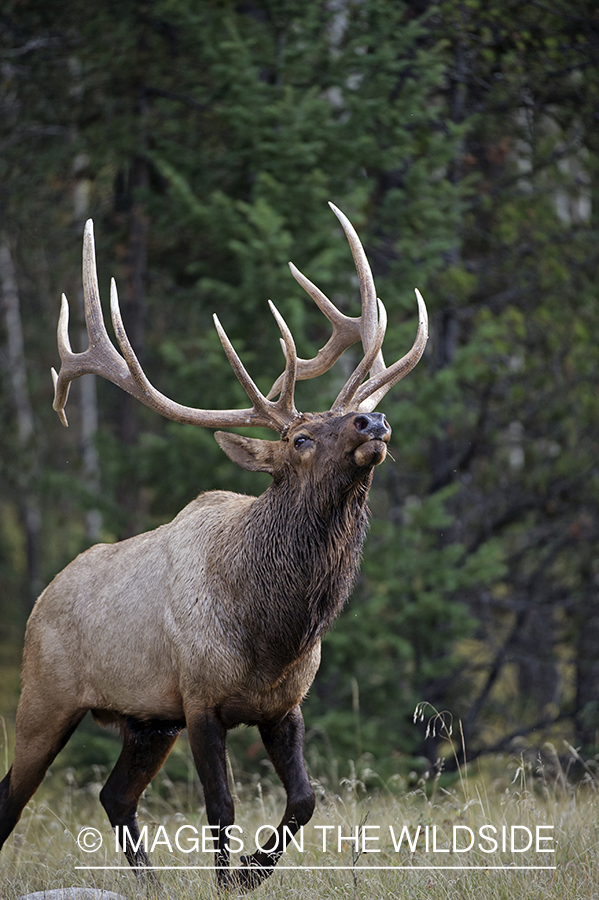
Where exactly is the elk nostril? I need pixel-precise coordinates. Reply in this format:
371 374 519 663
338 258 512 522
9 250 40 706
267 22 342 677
354 416 370 432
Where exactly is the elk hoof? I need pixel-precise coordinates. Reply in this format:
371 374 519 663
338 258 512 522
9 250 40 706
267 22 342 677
216 852 279 893
217 864 273 893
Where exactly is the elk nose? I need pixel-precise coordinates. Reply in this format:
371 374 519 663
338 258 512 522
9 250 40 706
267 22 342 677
353 412 391 441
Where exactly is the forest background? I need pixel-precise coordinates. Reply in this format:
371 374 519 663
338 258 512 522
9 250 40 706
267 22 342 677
1 0 598 787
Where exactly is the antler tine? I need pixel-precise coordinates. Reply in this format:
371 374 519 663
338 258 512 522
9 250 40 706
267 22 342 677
212 315 269 410
51 294 74 425
213 311 299 432
270 206 428 415
267 300 297 414
266 262 362 399
52 219 298 433
328 202 385 377
331 299 388 413
266 203 385 401
353 288 429 412
52 220 133 426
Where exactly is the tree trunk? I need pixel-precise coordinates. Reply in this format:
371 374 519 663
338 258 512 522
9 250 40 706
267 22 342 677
0 235 42 603
574 588 599 753
516 606 561 719
73 149 103 543
116 152 150 538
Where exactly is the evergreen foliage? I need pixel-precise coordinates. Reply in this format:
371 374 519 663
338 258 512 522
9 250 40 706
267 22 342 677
1 0 598 775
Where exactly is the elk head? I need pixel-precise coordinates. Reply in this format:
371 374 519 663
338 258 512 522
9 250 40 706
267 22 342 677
50 204 428 473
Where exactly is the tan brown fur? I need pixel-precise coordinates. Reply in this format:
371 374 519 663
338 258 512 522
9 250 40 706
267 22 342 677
2 206 427 891
0 410 391 892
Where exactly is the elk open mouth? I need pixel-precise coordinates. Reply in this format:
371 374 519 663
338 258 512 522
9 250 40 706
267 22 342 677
352 438 388 468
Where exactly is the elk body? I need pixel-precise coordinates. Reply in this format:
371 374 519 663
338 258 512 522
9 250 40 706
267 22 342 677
0 204 427 891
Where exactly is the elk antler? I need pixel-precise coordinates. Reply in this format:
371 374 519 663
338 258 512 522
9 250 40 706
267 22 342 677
52 220 299 433
52 208 428 433
268 202 428 414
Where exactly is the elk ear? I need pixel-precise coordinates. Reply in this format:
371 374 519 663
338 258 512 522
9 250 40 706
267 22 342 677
214 431 280 474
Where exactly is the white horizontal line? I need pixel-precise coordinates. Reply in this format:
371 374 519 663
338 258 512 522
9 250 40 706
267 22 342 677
76 864 557 871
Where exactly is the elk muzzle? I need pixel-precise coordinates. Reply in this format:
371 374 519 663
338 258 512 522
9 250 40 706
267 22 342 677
351 412 391 467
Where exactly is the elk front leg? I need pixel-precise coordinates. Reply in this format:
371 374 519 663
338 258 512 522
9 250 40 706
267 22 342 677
186 710 235 888
236 706 315 891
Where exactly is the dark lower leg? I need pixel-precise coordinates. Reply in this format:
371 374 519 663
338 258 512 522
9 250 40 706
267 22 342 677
100 719 180 869
235 707 315 890
186 710 235 886
0 768 18 849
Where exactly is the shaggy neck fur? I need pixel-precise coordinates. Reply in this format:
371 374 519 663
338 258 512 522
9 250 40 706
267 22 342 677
237 463 374 674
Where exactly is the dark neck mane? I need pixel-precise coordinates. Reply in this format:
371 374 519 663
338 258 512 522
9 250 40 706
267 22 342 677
241 467 373 665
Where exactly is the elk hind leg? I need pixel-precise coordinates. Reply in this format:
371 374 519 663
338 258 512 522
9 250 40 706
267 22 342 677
99 717 180 869
0 701 86 851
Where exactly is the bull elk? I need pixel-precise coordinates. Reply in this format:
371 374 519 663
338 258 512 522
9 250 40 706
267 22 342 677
0 204 427 891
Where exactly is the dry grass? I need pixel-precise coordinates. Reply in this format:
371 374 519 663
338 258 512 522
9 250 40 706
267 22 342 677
0 721 598 900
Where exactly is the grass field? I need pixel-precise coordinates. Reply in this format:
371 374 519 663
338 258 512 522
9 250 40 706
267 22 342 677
0 713 597 900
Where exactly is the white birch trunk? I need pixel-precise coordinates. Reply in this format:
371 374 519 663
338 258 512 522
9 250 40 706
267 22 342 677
0 234 42 601
73 148 102 543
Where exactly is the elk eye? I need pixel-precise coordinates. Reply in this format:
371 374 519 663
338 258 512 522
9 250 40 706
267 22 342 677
294 434 312 449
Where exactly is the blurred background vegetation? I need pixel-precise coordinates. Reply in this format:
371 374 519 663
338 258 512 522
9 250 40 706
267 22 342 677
1 0 599 786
